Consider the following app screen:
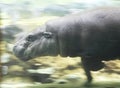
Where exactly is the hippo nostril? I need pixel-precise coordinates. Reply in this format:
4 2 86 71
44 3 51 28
26 34 36 42
23 41 30 47
23 43 29 47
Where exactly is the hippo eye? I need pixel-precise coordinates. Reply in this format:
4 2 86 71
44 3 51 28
42 32 53 38
26 35 36 42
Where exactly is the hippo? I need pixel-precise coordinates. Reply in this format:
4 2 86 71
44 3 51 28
13 7 120 82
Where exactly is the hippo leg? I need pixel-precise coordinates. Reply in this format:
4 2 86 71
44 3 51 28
81 56 105 83
81 57 92 83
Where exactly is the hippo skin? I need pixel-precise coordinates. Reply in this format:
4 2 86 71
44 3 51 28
13 7 120 82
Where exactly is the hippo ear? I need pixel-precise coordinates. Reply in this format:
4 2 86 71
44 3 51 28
42 32 53 38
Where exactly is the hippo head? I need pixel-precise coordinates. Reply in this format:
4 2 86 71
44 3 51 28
13 26 59 61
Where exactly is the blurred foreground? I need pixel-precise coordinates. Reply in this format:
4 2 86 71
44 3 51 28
1 41 120 88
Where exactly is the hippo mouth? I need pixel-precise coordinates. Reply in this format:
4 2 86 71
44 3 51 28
13 39 45 61
13 44 33 61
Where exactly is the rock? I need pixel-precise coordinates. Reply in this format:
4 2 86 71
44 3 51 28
0 41 6 53
29 63 43 69
42 78 54 83
29 73 50 83
64 74 81 82
1 53 24 66
9 65 24 72
1 25 23 42
1 53 11 63
55 79 68 84
6 43 14 53
27 67 55 74
27 67 55 83
1 66 8 75
8 65 26 76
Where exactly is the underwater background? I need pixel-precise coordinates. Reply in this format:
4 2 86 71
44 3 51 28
1 0 120 88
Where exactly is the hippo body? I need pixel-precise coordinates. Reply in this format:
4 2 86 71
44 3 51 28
13 7 120 82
